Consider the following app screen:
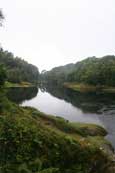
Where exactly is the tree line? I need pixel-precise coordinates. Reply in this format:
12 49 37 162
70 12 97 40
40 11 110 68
41 56 115 86
0 10 39 85
0 48 40 84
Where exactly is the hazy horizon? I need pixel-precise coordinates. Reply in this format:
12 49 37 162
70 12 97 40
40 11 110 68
1 0 115 71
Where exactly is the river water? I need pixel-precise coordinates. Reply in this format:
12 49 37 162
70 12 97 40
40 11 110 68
7 86 115 149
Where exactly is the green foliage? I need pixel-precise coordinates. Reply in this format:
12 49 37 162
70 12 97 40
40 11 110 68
0 64 7 86
68 56 115 86
31 109 107 137
0 89 114 173
40 64 75 85
41 56 115 87
0 89 14 116
0 48 39 84
0 103 113 173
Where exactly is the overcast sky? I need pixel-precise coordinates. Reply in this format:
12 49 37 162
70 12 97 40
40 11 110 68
0 0 115 71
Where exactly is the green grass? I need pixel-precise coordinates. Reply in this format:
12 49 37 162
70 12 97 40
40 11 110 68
26 107 107 137
5 81 35 88
0 101 115 173
69 122 107 136
64 82 115 93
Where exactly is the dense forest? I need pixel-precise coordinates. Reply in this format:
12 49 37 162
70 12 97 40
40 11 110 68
41 56 115 86
40 63 75 84
0 48 39 84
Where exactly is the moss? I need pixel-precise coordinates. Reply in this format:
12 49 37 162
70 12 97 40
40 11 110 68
70 122 107 136
0 103 114 172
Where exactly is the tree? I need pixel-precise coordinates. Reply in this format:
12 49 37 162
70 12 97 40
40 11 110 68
0 10 6 86
0 9 4 26
0 64 7 86
41 56 115 86
0 49 40 84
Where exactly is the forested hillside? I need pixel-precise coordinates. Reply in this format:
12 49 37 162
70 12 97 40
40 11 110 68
67 56 115 86
41 63 75 84
41 56 115 86
0 48 39 84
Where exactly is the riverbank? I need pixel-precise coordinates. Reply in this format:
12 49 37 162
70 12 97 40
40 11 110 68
5 81 35 88
1 95 115 172
64 82 115 93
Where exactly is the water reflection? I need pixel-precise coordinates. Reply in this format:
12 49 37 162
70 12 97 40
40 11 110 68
7 87 38 104
44 85 115 148
44 85 115 114
7 85 115 149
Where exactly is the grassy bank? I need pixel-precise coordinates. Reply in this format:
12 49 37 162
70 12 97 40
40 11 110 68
64 82 115 93
0 97 115 173
5 81 35 88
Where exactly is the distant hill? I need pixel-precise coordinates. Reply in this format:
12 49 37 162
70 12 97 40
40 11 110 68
0 48 39 83
68 56 115 86
41 56 115 86
40 63 75 84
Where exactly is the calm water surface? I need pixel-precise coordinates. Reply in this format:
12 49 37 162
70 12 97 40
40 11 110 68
7 86 115 149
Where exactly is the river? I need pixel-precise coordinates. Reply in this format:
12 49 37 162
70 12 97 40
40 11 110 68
7 86 115 149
